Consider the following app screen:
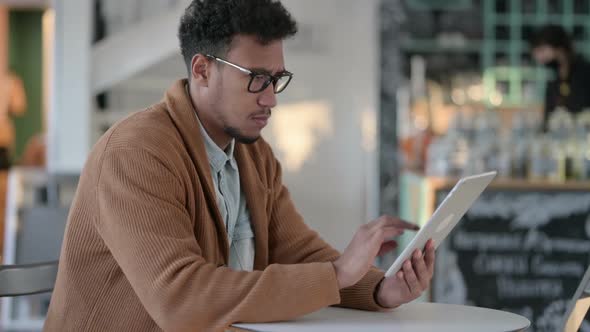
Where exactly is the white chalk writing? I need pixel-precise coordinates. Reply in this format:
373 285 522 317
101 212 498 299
530 255 585 277
453 231 523 251
463 193 590 229
497 277 563 299
473 254 528 275
523 229 590 254
453 229 590 254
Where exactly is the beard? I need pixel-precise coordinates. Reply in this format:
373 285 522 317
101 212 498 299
223 126 260 144
222 109 272 145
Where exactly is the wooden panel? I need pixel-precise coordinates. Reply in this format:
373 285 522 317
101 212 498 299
564 297 590 332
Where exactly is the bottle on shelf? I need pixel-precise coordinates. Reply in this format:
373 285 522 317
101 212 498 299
583 133 590 180
547 107 574 181
425 136 450 177
528 135 565 182
546 139 566 182
548 107 575 137
495 136 512 179
510 111 530 179
576 110 590 180
528 135 545 181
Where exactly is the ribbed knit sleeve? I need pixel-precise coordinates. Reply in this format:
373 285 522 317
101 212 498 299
267 154 386 311
95 146 341 331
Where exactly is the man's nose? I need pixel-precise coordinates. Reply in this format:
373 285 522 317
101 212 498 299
258 84 277 108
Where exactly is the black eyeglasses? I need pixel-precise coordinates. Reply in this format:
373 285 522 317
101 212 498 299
206 55 293 94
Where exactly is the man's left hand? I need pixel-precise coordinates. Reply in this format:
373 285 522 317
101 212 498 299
376 239 435 308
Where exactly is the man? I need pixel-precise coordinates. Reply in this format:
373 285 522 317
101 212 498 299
44 1 435 331
530 25 590 127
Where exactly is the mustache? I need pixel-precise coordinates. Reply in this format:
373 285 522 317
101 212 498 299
252 109 272 117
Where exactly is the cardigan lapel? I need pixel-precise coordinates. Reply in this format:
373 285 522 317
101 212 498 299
235 143 271 270
164 79 272 269
163 79 229 262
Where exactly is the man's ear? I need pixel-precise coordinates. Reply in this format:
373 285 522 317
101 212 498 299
191 54 211 87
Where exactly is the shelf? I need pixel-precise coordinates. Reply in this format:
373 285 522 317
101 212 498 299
403 171 590 191
406 0 472 11
483 3 590 106
400 38 483 53
400 0 590 106
401 40 589 56
483 66 551 80
494 14 590 26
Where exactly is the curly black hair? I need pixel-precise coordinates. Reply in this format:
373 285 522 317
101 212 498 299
530 25 573 55
178 0 298 75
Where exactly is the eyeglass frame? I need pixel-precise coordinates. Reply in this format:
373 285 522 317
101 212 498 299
205 54 293 94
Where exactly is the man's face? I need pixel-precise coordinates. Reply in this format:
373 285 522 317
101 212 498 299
532 45 557 65
207 35 285 144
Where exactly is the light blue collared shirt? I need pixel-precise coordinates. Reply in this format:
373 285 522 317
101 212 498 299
196 114 255 271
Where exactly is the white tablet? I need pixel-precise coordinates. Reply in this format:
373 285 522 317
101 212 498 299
384 171 497 278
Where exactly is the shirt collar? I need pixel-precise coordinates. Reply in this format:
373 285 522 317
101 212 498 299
187 86 237 172
196 115 238 172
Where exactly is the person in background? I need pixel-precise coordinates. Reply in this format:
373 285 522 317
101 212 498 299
530 25 590 128
19 132 46 168
0 72 26 170
44 1 435 331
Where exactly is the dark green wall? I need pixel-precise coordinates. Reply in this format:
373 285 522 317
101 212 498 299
9 10 43 161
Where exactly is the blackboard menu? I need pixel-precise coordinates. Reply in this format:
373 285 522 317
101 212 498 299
433 189 590 332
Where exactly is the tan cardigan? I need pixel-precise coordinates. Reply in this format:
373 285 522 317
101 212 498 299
44 80 385 332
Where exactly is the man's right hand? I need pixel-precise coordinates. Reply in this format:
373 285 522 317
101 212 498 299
332 215 419 289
